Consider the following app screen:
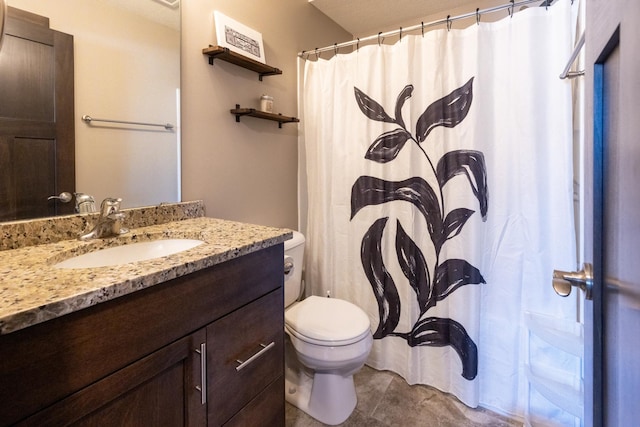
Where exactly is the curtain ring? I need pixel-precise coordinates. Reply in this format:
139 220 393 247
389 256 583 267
378 32 383 46
315 48 320 60
356 38 360 51
446 15 452 31
399 27 402 42
334 43 338 56
421 21 424 37
509 0 514 18
476 8 481 25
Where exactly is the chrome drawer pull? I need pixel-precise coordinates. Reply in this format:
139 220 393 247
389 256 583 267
194 342 207 404
235 342 275 372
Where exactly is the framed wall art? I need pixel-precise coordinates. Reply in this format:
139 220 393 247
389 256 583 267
214 11 265 64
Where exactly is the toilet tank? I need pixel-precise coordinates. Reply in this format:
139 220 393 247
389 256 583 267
284 231 305 308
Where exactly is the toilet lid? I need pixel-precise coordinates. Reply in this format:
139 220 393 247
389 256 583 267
284 296 371 344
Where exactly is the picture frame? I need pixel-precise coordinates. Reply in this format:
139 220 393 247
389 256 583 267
214 11 265 64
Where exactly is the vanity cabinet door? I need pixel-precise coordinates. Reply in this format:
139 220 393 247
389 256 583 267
16 329 207 427
207 287 284 426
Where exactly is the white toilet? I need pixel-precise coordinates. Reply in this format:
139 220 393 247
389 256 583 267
283 231 373 425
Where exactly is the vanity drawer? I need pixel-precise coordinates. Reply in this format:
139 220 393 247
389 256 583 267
207 287 284 426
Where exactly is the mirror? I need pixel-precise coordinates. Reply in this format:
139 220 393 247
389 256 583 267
2 0 180 220
0 0 6 50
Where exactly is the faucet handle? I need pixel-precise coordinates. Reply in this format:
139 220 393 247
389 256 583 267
100 197 123 216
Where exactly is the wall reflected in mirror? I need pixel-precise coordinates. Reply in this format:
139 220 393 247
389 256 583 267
2 0 180 221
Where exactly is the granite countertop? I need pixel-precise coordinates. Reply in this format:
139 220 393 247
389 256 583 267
0 216 291 335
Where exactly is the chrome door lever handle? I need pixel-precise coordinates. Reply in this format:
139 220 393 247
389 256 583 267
553 262 593 300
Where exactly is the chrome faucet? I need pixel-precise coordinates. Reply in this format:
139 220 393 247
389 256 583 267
47 192 97 213
79 197 129 240
75 193 96 213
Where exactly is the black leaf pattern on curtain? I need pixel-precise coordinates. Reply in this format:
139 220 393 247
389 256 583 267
351 176 443 250
407 317 478 380
350 78 487 381
436 150 489 220
395 221 431 314
394 85 414 129
443 208 475 241
433 259 486 303
416 77 474 143
361 217 401 339
365 129 411 163
354 87 396 123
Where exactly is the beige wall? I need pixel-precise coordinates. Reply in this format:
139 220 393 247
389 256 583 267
10 0 180 209
181 0 351 230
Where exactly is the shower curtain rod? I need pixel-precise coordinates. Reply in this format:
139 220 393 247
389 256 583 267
299 0 552 58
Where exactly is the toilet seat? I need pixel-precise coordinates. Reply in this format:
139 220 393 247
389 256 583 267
285 296 371 346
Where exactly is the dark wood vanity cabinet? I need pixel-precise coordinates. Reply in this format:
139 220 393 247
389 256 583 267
0 244 285 427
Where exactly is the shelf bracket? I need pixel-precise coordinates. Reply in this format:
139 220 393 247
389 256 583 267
233 104 242 122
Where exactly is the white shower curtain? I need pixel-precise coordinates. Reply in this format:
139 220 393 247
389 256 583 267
300 0 578 420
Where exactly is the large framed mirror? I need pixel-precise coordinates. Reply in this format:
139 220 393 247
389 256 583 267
0 0 6 49
0 0 180 221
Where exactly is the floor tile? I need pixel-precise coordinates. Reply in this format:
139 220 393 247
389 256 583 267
285 365 521 427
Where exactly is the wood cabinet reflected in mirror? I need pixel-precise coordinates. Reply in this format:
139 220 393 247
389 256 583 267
0 7 75 221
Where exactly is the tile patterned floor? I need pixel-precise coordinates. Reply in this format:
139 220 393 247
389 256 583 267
285 366 521 427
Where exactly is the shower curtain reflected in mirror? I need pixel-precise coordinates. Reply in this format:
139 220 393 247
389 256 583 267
299 0 579 421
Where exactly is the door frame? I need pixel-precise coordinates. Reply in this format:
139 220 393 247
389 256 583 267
589 27 621 427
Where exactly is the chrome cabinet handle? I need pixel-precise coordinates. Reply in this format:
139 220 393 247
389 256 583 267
553 262 593 300
194 343 207 404
235 342 275 372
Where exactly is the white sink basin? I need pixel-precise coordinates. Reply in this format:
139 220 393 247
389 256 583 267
54 239 205 269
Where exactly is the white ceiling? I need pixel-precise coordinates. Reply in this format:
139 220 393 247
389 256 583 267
310 0 516 36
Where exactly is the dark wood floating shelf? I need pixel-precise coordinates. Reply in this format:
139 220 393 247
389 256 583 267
203 46 282 81
231 105 300 128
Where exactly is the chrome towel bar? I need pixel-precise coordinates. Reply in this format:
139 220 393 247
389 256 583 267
82 114 174 130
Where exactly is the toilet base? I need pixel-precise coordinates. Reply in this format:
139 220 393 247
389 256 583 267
285 370 357 425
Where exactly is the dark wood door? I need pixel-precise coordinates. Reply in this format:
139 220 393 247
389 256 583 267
584 1 640 426
0 7 75 221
